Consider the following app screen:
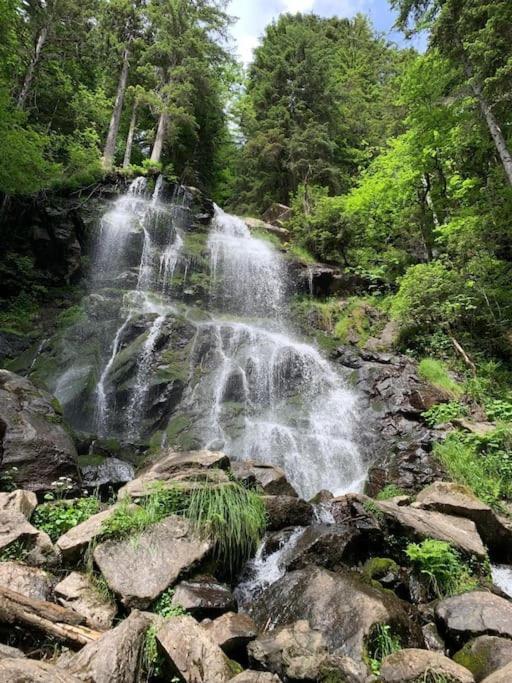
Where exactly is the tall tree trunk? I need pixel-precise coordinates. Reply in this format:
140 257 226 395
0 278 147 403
464 63 512 187
150 111 168 164
103 46 131 170
122 99 138 168
17 26 48 108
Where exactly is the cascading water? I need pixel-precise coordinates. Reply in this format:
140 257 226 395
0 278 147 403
50 176 367 500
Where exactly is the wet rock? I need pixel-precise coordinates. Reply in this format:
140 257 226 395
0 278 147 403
284 523 376 571
58 609 151 683
0 490 37 519
376 500 487 558
230 460 298 497
0 510 59 566
366 443 443 498
231 673 282 682
0 370 78 492
436 592 512 647
172 576 236 618
248 619 368 682
250 566 421 662
156 614 236 682
54 571 116 630
56 505 132 561
0 643 25 659
263 496 313 531
416 482 512 562
380 648 474 683
93 516 212 608
204 612 258 659
81 457 135 488
118 448 229 498
481 661 512 682
0 658 81 682
454 635 512 682
0 562 53 601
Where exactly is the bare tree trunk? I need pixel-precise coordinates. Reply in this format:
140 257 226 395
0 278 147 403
465 63 512 187
17 26 48 108
122 99 138 168
150 111 168 163
103 46 131 170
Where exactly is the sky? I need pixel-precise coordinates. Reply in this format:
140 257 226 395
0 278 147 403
228 0 426 65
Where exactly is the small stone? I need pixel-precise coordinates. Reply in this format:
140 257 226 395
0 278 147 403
481 661 512 682
0 643 26 659
172 576 236 618
0 490 37 519
204 612 258 658
263 495 313 531
230 460 297 497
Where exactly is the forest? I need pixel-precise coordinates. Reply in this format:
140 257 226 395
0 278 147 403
2 1 512 682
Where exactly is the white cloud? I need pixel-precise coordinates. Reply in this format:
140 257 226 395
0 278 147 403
281 0 316 11
237 34 260 65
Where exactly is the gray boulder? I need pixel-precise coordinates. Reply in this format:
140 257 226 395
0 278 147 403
0 490 37 519
0 510 59 566
380 648 474 683
0 658 81 682
93 516 212 608
482 662 512 682
58 610 151 683
454 635 512 682
250 566 421 662
172 576 235 618
0 561 53 601
0 369 78 491
54 571 117 630
263 496 313 531
204 612 258 659
436 591 512 646
156 614 237 682
230 460 297 497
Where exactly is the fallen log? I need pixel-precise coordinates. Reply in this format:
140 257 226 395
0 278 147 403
0 586 101 647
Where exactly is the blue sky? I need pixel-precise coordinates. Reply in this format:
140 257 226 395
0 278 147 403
228 0 425 64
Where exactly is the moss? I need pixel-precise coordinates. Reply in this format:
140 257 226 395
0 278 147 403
363 557 399 580
50 397 63 415
418 358 463 397
453 644 488 680
251 227 282 247
227 660 244 676
78 453 106 467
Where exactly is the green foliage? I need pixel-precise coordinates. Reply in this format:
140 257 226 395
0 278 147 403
152 589 186 618
0 540 29 562
485 400 512 423
405 539 478 598
376 485 407 501
435 428 512 509
187 482 267 575
367 623 402 675
422 402 467 427
0 465 19 493
33 496 101 543
56 305 87 328
418 359 463 397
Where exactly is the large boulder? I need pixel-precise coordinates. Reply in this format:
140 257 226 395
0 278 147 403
54 571 116 630
0 370 78 491
0 658 81 682
231 673 281 682
118 449 230 498
58 609 151 683
172 576 235 618
156 614 238 682
263 496 313 531
56 504 136 561
0 510 59 566
248 620 367 682
0 490 37 519
0 561 53 601
436 591 512 647
0 643 25 659
416 482 512 562
482 662 512 682
380 648 474 683
454 635 512 682
93 516 212 608
376 500 487 558
250 566 422 662
204 612 258 659
230 460 297 497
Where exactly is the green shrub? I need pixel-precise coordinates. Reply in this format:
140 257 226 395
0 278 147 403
367 623 401 675
485 399 512 423
33 496 101 542
56 305 86 328
435 428 512 508
187 482 267 575
376 485 407 501
405 539 478 597
418 358 463 397
422 402 467 426
0 540 29 562
152 588 186 618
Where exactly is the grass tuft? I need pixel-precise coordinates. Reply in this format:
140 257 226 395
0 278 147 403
418 358 463 397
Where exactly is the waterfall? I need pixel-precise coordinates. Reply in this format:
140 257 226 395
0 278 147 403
52 177 367 499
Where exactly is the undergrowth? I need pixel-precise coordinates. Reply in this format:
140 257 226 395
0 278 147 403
405 539 478 598
376 485 407 501
418 358 463 397
33 496 101 542
367 623 401 675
